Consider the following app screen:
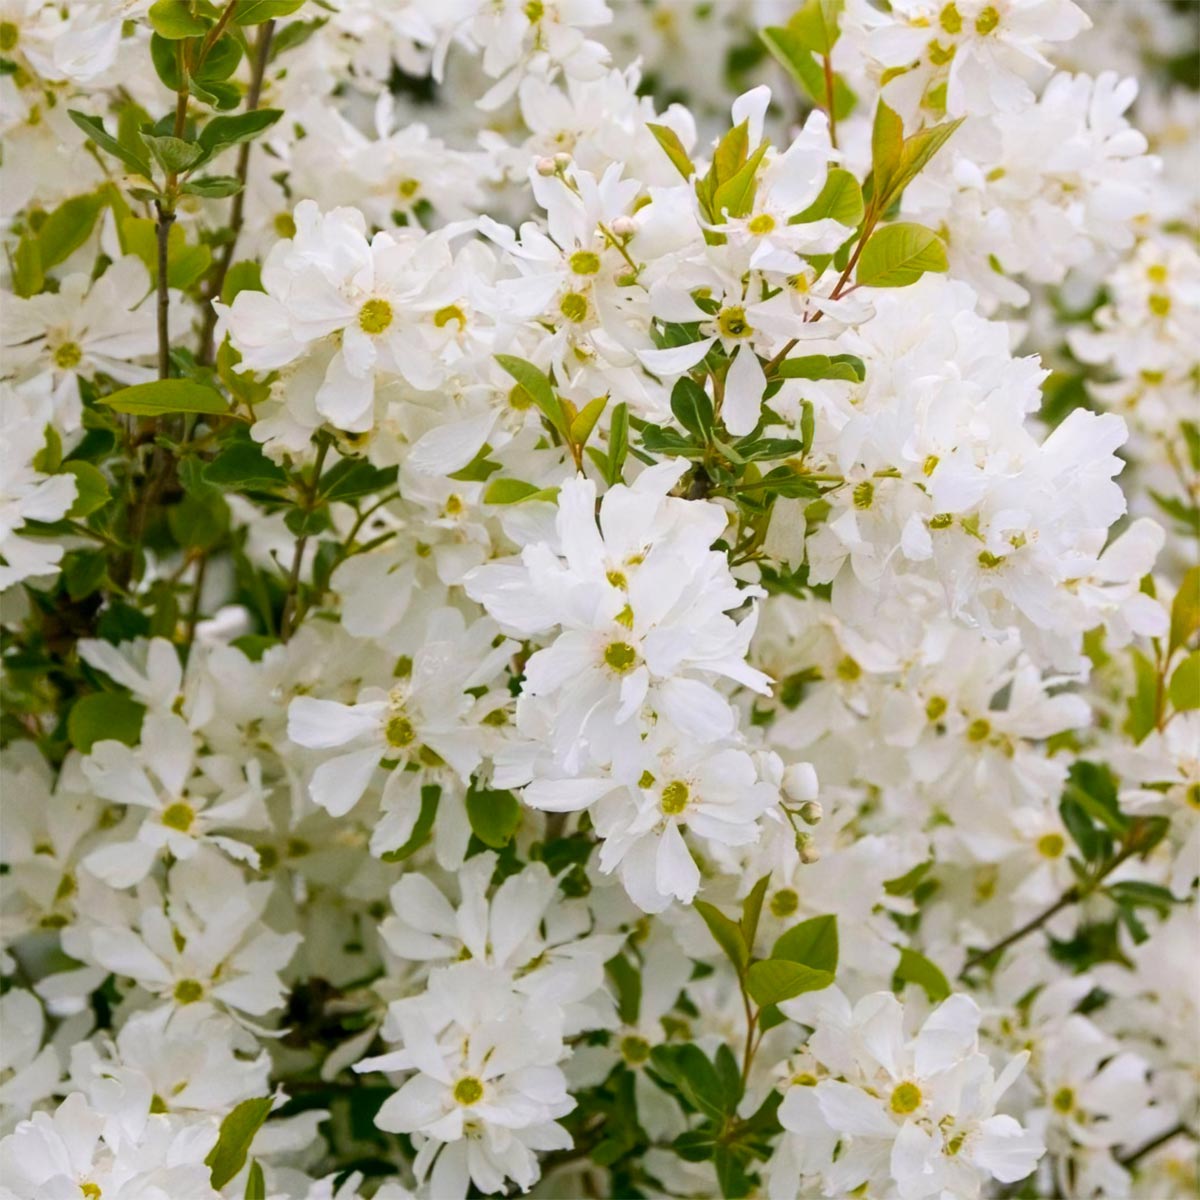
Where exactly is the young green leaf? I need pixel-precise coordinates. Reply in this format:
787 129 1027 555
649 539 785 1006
63 461 111 518
647 123 695 181
856 223 948 288
790 168 863 228
771 914 838 973
148 0 209 38
37 192 106 269
466 783 522 848
484 478 542 505
99 379 229 417
495 355 568 438
206 1097 273 1189
569 394 608 448
670 377 714 442
693 899 749 973
68 110 152 178
892 947 950 1002
746 959 833 1005
68 692 146 753
380 785 440 862
1169 650 1200 711
786 0 844 54
1169 565 1200 653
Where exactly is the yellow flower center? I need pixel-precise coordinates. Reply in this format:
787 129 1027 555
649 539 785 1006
748 213 776 235
453 1076 484 1105
560 291 589 323
397 178 420 199
274 212 297 238
161 801 195 832
717 306 752 339
974 6 1000 34
926 695 948 721
54 341 82 369
620 1035 652 1064
660 780 690 816
770 888 799 917
386 713 416 748
174 979 204 1005
967 718 991 742
359 298 394 335
938 3 962 33
570 250 601 275
603 641 638 674
0 21 18 51
1037 833 1065 858
890 1082 922 1114
434 304 466 328
1052 1086 1075 1114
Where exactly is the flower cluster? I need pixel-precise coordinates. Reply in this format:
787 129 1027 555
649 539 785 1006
1 1 1196 1199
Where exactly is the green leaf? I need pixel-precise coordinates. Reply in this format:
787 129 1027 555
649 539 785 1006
605 402 629 485
1106 880 1175 915
888 117 964 207
787 0 844 54
466 783 521 849
892 947 950 1002
1169 565 1200 654
712 120 751 186
381 784 440 862
761 27 855 120
68 109 151 178
790 168 863 227
495 355 567 438
670 377 714 442
739 874 771 951
221 260 263 306
569 394 608 448
63 461 110 518
1063 760 1128 837
37 192 106 269
12 234 43 298
773 353 862 383
649 1044 726 1120
1125 646 1159 742
647 122 695 181
194 35 242 84
244 1161 266 1200
712 143 769 219
64 550 108 600
869 100 904 204
206 1097 273 1189
148 0 209 37
484 478 541 505
68 692 145 752
317 458 398 503
203 441 288 490
771 914 838 974
606 953 642 1025
693 899 749 973
856 222 947 288
100 378 228 417
121 216 212 288
1169 650 1200 712
182 174 243 197
199 108 283 154
234 0 307 22
142 133 204 174
746 959 833 1005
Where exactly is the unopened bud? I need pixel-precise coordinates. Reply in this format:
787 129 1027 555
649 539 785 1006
610 215 636 238
799 800 823 825
782 761 818 804
553 151 572 169
535 157 557 177
795 833 820 865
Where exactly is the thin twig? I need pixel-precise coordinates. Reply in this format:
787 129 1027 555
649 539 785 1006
1118 1122 1193 1169
198 19 276 364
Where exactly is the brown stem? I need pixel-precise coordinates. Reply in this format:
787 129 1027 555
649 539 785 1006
280 437 330 640
198 19 276 364
959 834 1148 976
1118 1122 1193 1169
822 53 838 149
153 201 175 379
184 553 208 650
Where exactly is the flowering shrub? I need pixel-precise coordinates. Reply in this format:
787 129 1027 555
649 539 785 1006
1 0 1197 1197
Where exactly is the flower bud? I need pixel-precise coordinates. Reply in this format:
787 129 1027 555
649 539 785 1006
795 832 820 864
799 800 823 825
553 151 572 169
535 157 557 177
782 762 818 804
610 215 636 237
